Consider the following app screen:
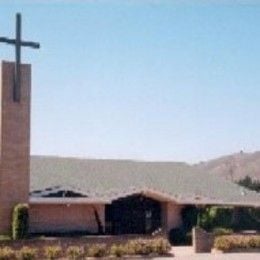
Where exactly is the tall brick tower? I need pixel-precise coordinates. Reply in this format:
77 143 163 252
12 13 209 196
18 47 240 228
0 61 31 233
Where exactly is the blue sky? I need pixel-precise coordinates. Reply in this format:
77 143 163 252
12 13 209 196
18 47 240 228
1 0 260 163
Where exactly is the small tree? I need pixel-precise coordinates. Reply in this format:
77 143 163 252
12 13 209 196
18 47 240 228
12 203 29 240
237 176 260 192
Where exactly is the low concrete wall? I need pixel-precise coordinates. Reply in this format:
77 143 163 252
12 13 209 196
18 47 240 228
192 227 214 253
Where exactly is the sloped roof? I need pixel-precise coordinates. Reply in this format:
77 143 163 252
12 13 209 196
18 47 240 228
30 156 260 206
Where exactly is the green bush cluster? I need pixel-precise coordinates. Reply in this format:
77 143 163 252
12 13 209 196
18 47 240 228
17 247 38 260
66 246 84 259
12 204 29 240
232 207 260 230
198 207 233 231
86 238 171 258
0 246 38 260
87 244 107 258
198 206 260 231
44 246 62 259
125 238 171 256
237 175 260 192
0 237 171 259
110 244 126 257
214 235 260 252
0 247 16 260
212 227 233 236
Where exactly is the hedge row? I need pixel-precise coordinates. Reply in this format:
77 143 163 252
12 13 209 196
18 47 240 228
214 235 260 252
198 206 260 231
0 238 171 259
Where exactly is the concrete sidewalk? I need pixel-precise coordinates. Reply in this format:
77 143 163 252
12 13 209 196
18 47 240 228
154 246 259 259
171 246 194 257
171 253 259 259
155 253 259 259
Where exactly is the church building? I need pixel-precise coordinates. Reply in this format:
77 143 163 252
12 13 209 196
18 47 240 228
0 61 259 236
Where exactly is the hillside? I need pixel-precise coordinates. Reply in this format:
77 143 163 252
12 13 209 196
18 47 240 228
30 151 260 182
195 151 260 181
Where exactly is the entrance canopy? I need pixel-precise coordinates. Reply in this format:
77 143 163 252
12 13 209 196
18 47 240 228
105 194 162 235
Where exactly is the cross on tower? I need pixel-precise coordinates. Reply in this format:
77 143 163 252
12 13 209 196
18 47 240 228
0 13 40 102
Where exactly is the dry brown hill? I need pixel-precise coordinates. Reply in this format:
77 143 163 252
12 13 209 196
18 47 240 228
31 151 260 182
195 151 260 181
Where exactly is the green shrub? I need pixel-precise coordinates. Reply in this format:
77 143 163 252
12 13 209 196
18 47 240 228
17 247 38 260
66 246 84 260
150 237 171 255
214 236 232 251
232 207 260 231
214 235 260 252
0 247 16 260
213 227 233 236
124 242 135 256
199 207 235 231
110 244 126 257
127 239 153 255
198 206 260 231
126 238 171 256
12 204 29 240
125 240 140 255
44 246 62 259
237 175 260 192
87 244 107 258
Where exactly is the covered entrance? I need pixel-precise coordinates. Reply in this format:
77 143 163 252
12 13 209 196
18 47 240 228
105 194 162 234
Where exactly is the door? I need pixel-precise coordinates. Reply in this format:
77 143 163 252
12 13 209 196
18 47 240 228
105 194 162 234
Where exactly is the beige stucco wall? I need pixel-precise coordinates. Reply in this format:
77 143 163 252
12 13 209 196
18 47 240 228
29 204 105 234
161 202 184 231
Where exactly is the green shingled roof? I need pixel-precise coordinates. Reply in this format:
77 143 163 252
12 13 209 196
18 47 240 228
30 156 260 206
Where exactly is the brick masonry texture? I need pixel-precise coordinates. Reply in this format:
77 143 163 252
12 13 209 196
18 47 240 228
0 61 31 234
